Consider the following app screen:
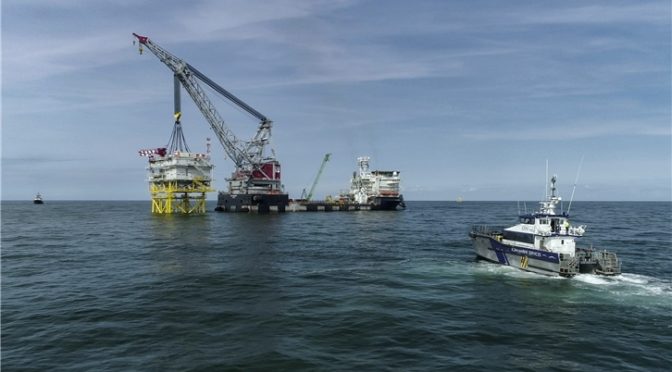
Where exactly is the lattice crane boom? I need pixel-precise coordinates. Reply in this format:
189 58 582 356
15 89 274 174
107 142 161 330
306 153 331 201
132 33 273 174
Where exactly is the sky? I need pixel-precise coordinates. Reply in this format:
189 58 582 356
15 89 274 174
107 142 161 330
1 0 670 201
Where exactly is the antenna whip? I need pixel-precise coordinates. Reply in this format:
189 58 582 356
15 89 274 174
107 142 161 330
567 155 584 214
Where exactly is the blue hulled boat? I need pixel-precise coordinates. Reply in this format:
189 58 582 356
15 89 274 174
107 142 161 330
469 176 621 278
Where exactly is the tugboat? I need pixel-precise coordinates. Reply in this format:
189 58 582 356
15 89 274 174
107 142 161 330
344 156 405 210
469 176 621 278
33 193 44 204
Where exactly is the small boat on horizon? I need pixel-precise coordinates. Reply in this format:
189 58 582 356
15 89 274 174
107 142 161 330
469 175 621 278
33 193 44 204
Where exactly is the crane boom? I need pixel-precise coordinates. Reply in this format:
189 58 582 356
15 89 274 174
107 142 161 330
306 153 331 201
187 64 268 123
132 33 272 173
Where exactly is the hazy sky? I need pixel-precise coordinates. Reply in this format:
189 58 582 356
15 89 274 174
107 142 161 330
2 0 670 201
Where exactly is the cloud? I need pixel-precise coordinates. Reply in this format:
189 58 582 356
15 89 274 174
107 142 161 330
173 0 354 39
165 0 465 85
4 84 168 115
2 31 128 84
1 0 356 85
462 119 671 141
0 0 494 91
514 3 670 25
2 1 669 201
1 155 84 166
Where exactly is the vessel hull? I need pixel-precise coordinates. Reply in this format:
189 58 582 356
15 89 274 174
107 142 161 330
215 192 289 213
370 196 404 210
471 234 568 277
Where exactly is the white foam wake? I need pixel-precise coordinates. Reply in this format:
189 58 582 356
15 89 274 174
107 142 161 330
573 272 672 309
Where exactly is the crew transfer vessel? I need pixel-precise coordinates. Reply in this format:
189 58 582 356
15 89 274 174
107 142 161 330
469 176 621 277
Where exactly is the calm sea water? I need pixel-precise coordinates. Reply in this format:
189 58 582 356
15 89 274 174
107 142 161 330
2 201 671 371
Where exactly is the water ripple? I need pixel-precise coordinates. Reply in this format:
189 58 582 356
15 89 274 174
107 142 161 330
2 201 670 370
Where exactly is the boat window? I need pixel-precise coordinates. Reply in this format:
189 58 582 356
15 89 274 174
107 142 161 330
503 230 535 244
520 217 534 224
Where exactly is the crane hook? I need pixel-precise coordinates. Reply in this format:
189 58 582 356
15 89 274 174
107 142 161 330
132 39 143 54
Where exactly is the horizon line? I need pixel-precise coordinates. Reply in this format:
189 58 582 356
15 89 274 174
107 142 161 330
2 199 670 203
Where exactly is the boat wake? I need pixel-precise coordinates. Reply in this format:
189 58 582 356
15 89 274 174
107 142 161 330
564 272 672 312
474 262 671 294
473 262 672 310
574 272 672 296
472 261 565 280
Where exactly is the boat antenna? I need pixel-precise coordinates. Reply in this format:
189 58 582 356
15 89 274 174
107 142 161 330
545 159 549 200
567 155 584 215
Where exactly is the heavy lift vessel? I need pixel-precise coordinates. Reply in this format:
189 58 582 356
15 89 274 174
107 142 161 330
133 33 288 213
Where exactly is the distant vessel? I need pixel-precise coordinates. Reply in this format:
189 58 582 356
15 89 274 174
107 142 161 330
33 193 44 204
343 156 405 210
469 175 621 277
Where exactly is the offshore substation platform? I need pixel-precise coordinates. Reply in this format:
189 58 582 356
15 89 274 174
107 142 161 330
138 123 214 214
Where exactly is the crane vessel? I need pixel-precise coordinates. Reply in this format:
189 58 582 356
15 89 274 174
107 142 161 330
133 33 288 213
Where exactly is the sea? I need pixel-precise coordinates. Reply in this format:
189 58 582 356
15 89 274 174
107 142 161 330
2 201 671 371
